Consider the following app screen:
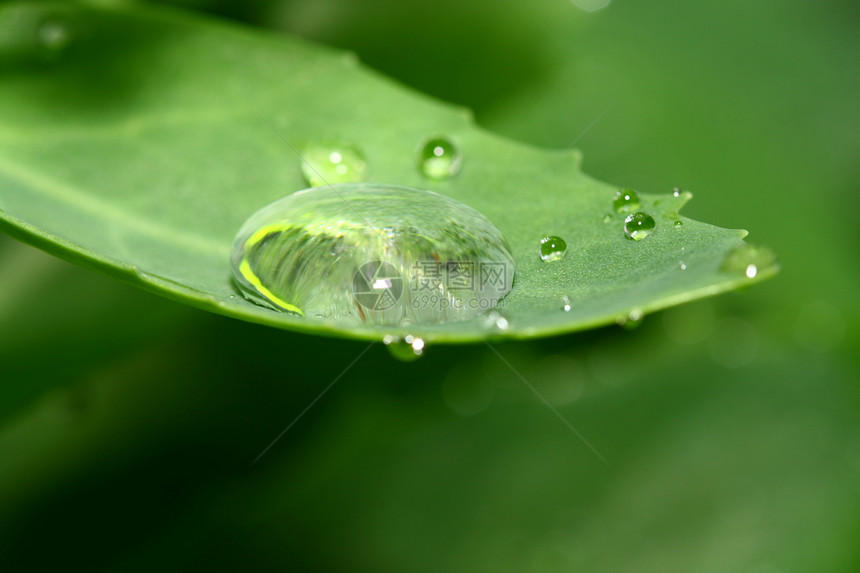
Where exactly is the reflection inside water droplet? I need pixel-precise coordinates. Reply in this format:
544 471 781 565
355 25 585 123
232 184 515 326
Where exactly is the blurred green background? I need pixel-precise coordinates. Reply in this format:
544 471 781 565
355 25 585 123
1 0 858 571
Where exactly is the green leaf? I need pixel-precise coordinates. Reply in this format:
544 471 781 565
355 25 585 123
0 2 776 343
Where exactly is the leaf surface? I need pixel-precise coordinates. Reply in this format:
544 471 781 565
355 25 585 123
0 2 776 342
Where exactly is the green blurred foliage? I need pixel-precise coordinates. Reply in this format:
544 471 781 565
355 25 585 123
0 0 857 571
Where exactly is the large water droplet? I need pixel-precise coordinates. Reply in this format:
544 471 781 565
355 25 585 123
418 136 461 180
721 244 777 279
624 212 656 240
613 189 640 213
539 235 567 262
301 140 366 187
232 184 515 326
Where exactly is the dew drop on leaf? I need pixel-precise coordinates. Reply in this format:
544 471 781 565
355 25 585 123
300 139 367 187
539 235 567 262
613 189 641 213
561 295 572 312
231 184 515 327
617 308 644 330
672 187 682 198
673 219 683 228
721 244 778 279
384 334 425 361
418 136 462 180
602 213 613 224
482 310 510 331
624 212 656 240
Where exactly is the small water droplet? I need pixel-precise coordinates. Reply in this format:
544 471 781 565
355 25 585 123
613 189 640 213
232 184 515 326
623 212 656 240
482 310 509 330
301 139 366 187
384 334 425 361
617 309 644 329
418 136 462 180
673 219 683 228
672 187 682 198
679 261 687 270
561 295 572 312
602 213 613 224
721 244 778 280
443 364 495 416
539 235 567 262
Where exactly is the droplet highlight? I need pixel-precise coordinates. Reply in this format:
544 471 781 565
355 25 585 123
539 236 567 262
617 309 644 330
624 212 656 240
301 140 367 187
482 310 510 331
613 189 640 213
232 184 515 327
561 295 572 312
418 136 462 180
384 334 425 361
